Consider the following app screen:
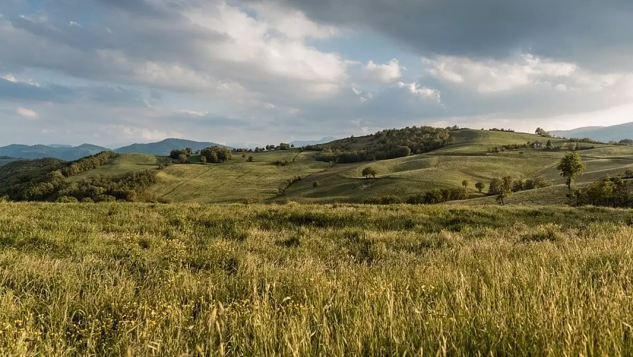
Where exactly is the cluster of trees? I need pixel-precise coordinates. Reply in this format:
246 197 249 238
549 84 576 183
170 148 193 163
490 140 597 154
488 128 515 132
60 151 117 177
315 126 453 164
55 170 160 203
569 176 629 207
535 128 551 137
260 143 294 151
0 152 121 201
486 176 552 204
200 146 232 163
0 151 166 203
405 188 468 205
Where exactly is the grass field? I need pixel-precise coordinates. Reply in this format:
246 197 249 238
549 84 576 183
2 203 633 355
148 151 329 203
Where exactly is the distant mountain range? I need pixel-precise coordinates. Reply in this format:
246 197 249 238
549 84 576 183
0 144 110 161
290 136 337 147
115 138 225 155
0 138 226 161
552 123 633 142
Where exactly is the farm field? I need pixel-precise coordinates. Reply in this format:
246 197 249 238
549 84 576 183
1 203 633 355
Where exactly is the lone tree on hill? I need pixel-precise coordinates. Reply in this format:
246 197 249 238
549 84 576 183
462 180 469 189
475 182 485 193
362 166 377 179
496 176 514 205
535 127 551 137
557 152 586 189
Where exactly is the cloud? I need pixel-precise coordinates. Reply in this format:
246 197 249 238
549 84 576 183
397 82 441 101
364 59 403 83
110 125 182 142
16 106 39 120
248 0 633 71
0 0 348 105
422 54 633 97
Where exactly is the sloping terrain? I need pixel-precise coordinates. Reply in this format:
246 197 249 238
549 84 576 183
3 128 633 204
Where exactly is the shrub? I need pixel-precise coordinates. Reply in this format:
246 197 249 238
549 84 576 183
313 181 320 188
362 166 377 179
56 196 79 203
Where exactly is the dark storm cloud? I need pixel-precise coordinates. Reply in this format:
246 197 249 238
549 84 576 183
246 0 633 71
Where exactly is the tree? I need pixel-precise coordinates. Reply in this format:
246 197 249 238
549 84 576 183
178 153 189 164
200 155 207 164
536 127 551 137
247 156 254 162
462 180 469 189
557 152 585 189
362 166 377 179
496 176 514 205
201 146 232 163
546 140 553 150
489 178 504 195
475 182 485 193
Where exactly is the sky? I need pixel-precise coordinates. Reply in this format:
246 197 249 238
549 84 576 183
1 0 633 148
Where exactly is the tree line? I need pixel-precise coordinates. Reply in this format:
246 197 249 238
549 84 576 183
313 126 454 164
0 151 163 203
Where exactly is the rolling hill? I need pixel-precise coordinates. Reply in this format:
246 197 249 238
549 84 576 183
115 138 226 155
0 143 110 161
552 122 633 142
3 127 633 205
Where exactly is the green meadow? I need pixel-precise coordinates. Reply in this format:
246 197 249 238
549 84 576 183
2 203 633 356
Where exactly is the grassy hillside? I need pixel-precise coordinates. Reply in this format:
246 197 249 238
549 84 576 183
66 154 165 183
3 203 633 355
4 128 633 205
148 150 329 203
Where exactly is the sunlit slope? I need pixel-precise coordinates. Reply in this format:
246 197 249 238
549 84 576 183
435 129 567 154
283 151 562 203
148 150 329 203
66 154 164 183
50 129 633 204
